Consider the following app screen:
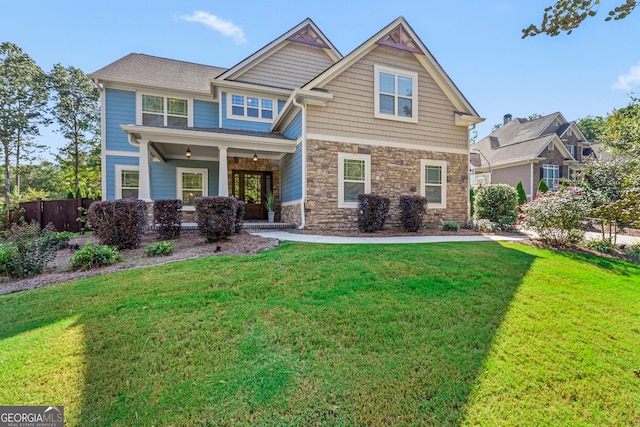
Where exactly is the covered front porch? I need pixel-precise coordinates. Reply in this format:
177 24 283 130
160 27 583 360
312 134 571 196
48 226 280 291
120 125 297 222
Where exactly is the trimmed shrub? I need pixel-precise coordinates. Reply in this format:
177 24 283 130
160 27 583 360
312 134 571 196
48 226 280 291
516 181 528 205
145 241 173 257
474 184 518 226
357 194 390 233
469 188 475 218
154 199 183 239
70 242 121 270
88 199 147 249
441 220 460 232
537 179 550 195
235 200 245 233
399 195 427 232
195 196 238 243
519 186 589 247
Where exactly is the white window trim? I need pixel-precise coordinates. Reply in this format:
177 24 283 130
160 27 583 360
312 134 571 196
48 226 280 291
338 152 371 209
567 144 575 158
374 64 418 123
226 92 277 124
542 164 559 188
136 91 194 127
420 159 447 209
115 164 139 200
176 167 208 211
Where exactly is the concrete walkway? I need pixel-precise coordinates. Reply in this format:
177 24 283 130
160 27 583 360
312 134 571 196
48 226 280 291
248 230 529 244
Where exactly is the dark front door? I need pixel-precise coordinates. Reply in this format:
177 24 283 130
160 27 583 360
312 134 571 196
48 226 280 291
232 171 273 220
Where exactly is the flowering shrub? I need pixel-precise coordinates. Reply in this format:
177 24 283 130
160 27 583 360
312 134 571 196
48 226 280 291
519 187 590 247
474 184 518 227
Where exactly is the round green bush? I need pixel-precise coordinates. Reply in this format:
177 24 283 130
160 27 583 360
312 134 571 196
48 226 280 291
474 184 518 226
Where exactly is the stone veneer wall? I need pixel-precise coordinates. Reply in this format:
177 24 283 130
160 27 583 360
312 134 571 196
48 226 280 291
304 139 469 230
281 203 302 226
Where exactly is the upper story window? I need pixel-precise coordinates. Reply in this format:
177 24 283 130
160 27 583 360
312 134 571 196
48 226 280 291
228 93 275 122
567 144 575 157
374 65 418 123
141 94 189 127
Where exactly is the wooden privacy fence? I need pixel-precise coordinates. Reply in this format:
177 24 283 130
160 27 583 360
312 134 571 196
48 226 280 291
19 197 97 232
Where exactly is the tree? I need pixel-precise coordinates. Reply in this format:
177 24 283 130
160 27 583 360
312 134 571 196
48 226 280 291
523 0 637 38
49 64 100 197
516 181 528 204
537 179 550 195
599 95 640 157
577 115 606 141
0 42 49 210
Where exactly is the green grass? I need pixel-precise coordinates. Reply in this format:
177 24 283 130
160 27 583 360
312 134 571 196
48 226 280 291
1 242 638 426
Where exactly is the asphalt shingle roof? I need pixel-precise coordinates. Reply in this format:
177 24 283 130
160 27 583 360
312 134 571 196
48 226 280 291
89 53 227 92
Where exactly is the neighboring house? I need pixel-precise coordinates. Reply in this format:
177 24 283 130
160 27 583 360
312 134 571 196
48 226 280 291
470 112 593 199
90 17 483 230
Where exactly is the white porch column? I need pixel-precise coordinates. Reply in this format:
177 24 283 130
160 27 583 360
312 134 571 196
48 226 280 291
218 146 229 196
138 140 152 201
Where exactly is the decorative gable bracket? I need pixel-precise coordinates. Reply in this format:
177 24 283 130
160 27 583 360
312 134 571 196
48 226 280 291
376 24 424 54
287 24 331 49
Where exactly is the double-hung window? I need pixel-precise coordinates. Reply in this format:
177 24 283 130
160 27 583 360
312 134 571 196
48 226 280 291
374 65 418 123
338 153 371 208
420 160 447 208
115 165 139 199
542 164 559 189
177 168 208 209
141 94 189 127
229 94 274 122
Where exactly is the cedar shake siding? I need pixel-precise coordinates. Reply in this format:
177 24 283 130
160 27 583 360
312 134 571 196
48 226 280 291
307 46 469 151
235 43 336 89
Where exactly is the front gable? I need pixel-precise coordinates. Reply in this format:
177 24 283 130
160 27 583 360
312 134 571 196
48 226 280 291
216 18 340 90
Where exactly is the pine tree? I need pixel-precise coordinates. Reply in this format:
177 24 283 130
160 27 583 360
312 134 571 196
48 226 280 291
537 179 550 195
516 181 528 204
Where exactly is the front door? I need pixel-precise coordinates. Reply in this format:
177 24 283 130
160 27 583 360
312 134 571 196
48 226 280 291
232 171 273 220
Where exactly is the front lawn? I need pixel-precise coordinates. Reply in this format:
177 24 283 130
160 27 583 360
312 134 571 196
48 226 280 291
1 242 638 426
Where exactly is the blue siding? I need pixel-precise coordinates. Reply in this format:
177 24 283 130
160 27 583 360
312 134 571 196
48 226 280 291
105 155 139 200
194 100 219 128
283 111 302 140
221 92 287 132
105 89 137 152
280 142 303 202
150 160 220 200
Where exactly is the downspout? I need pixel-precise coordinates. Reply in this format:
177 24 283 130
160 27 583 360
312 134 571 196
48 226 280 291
530 162 534 200
292 95 306 229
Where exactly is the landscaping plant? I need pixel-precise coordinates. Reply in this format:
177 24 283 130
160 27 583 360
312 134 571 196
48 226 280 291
145 241 174 257
154 199 183 239
519 186 590 246
399 195 427 232
584 238 616 254
357 194 390 233
537 179 550 194
441 220 460 231
195 196 238 243
235 200 245 233
515 180 528 205
474 184 518 228
70 242 121 270
87 199 147 249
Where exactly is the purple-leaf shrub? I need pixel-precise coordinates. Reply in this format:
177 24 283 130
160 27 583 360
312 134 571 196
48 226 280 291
154 199 183 239
87 199 147 249
195 196 238 243
357 194 390 233
399 195 427 232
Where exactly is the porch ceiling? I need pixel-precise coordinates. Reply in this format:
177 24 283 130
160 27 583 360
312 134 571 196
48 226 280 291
120 125 297 156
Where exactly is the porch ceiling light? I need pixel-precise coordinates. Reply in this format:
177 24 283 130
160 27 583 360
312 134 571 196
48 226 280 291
186 146 192 160
253 152 259 163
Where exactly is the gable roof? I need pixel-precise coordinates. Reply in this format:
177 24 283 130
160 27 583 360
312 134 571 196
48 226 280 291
472 112 578 168
89 53 227 93
301 16 481 120
216 18 341 81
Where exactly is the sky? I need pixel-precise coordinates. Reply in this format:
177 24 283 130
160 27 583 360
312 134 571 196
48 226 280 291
1 0 639 160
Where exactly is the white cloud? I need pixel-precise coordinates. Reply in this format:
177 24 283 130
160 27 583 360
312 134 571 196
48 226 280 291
612 62 640 90
181 12 246 44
